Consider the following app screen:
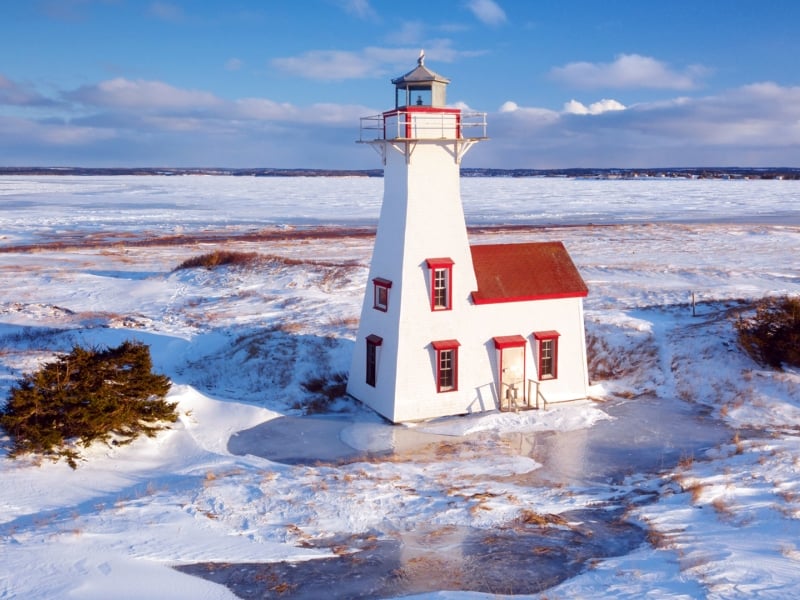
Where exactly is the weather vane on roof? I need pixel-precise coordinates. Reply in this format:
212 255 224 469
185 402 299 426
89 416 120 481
418 49 425 66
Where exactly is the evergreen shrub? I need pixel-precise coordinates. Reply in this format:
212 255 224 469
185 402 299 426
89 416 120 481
0 340 175 468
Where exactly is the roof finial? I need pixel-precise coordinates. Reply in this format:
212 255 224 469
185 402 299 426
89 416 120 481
418 49 425 66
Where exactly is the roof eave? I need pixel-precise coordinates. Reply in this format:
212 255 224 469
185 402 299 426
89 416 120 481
471 290 589 305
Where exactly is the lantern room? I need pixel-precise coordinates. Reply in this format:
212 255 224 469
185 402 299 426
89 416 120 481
392 50 450 108
357 53 487 156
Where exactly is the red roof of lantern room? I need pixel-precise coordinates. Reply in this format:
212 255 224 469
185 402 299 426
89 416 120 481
470 241 588 305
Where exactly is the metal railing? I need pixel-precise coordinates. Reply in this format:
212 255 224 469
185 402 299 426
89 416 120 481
359 111 487 142
499 379 548 412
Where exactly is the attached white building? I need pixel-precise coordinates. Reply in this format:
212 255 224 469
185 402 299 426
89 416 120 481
347 54 589 423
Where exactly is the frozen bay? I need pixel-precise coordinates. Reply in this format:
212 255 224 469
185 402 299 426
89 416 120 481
2 175 800 246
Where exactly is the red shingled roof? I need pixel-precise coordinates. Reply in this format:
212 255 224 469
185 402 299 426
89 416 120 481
470 241 588 305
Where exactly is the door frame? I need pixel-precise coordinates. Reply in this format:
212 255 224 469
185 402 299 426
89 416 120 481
493 335 528 411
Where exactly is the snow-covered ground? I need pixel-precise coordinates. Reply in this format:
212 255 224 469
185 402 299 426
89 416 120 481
1 176 799 598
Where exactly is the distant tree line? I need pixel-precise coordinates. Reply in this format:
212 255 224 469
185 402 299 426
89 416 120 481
1 167 798 179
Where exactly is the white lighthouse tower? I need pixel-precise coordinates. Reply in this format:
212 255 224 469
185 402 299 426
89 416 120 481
347 52 486 422
348 53 590 423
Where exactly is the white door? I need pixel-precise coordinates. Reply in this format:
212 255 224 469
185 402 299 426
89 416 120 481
499 345 526 410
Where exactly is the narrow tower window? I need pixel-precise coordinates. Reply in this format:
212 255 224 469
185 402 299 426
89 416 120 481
533 331 560 380
425 258 454 311
432 340 460 392
365 334 382 387
372 278 392 312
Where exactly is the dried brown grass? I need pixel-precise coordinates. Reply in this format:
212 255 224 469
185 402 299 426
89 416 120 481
517 509 569 527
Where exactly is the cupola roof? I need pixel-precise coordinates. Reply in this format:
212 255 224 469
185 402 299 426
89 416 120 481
391 51 450 87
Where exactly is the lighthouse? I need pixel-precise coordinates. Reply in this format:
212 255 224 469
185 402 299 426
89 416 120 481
348 53 590 423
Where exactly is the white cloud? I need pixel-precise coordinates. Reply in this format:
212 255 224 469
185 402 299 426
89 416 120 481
272 50 378 81
233 98 300 121
148 2 184 21
70 78 223 111
385 21 425 45
336 0 377 20
496 100 559 126
0 74 54 106
62 76 374 129
272 43 482 81
488 82 800 167
233 98 371 125
466 0 507 26
563 98 626 115
0 115 115 145
551 54 707 90
225 58 243 71
11 69 800 169
38 0 113 22
633 82 800 147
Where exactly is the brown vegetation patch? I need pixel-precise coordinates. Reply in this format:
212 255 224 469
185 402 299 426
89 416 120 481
517 509 569 528
298 372 348 414
736 295 800 369
0 223 597 254
174 250 361 280
0 226 377 254
176 250 260 270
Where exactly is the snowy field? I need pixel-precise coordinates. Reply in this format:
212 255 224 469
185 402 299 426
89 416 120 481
1 175 800 598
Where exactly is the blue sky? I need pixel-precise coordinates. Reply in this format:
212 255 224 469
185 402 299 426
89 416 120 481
2 0 799 169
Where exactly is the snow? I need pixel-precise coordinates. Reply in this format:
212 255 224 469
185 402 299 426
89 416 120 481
1 175 800 598
413 400 611 437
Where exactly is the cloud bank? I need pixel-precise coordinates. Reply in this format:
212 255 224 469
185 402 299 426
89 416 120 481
551 54 708 90
1 71 799 168
489 83 800 167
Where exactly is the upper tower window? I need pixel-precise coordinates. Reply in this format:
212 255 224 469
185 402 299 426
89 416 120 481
372 277 392 312
425 258 454 311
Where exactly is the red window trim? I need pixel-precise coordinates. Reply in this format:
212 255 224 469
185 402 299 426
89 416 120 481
432 339 460 393
493 335 527 350
426 258 454 311
533 331 560 380
372 277 392 312
366 334 384 346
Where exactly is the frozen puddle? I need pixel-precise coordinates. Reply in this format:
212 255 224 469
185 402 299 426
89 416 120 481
227 415 459 465
228 416 367 465
177 511 645 598
515 393 732 487
228 394 730 479
203 395 730 598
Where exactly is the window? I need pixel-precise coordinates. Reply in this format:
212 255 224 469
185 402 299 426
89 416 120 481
432 340 460 392
366 334 382 387
534 331 560 380
372 278 392 312
425 258 454 311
